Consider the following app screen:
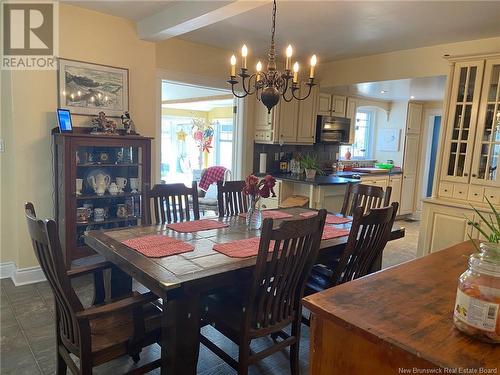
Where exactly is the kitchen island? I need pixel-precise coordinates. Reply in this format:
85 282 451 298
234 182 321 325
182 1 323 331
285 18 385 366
272 173 359 212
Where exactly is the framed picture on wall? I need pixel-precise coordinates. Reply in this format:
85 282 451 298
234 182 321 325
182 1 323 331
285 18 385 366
58 58 129 117
376 128 401 152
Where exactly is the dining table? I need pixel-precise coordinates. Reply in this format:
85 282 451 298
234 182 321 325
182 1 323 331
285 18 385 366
84 207 405 375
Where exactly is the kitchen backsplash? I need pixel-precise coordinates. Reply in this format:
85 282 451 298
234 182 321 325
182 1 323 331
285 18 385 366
253 143 378 173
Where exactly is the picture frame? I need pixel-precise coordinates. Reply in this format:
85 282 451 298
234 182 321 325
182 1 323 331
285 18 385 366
376 128 401 152
57 58 129 117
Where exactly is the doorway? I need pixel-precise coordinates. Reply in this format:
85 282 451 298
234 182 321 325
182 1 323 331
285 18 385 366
160 81 236 185
426 116 442 197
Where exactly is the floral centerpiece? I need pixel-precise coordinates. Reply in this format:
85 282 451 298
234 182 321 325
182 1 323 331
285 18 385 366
243 174 276 229
453 197 500 343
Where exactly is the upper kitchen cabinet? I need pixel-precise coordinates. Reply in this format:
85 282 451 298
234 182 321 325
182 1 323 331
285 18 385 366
297 84 319 143
442 60 484 184
318 93 332 116
254 83 319 145
406 102 423 134
470 57 500 187
276 97 299 143
317 93 347 117
331 95 347 117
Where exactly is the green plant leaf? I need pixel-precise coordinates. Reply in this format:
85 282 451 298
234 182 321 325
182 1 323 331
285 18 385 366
484 195 500 230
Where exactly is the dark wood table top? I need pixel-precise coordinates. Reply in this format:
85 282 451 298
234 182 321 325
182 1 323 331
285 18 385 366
303 240 499 370
85 207 404 297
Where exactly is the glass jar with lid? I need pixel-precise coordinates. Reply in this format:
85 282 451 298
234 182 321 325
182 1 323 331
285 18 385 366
453 242 500 343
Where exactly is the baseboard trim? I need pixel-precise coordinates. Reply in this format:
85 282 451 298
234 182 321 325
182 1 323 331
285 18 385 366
0 262 16 279
0 262 46 286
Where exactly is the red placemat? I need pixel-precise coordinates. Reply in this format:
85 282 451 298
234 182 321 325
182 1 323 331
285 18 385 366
213 237 276 258
166 219 230 233
239 210 293 220
122 235 194 258
322 226 350 240
300 211 352 225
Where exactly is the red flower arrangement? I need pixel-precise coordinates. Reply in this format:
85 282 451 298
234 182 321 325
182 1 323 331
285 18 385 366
243 174 276 200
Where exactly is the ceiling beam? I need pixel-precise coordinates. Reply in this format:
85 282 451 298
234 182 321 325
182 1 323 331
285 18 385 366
137 1 270 41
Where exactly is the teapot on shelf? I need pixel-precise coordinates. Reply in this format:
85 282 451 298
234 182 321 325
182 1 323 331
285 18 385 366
89 173 110 196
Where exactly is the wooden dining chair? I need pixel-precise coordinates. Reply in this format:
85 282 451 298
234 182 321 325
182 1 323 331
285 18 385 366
217 180 248 217
200 210 327 375
144 182 200 224
306 202 399 298
340 183 392 216
25 202 162 375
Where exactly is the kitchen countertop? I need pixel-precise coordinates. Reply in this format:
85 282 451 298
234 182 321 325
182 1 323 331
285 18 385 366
271 173 360 186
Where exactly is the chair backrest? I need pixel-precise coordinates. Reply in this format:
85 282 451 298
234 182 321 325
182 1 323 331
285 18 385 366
332 202 398 286
145 182 200 224
246 210 327 332
217 180 247 217
340 183 392 216
25 203 83 352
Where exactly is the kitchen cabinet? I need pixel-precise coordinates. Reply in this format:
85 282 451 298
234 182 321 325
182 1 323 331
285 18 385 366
400 132 421 215
441 60 484 184
317 93 347 117
406 102 423 134
419 53 500 257
254 84 318 145
360 175 389 189
277 98 299 144
345 98 358 144
332 95 347 117
318 94 332 116
417 200 483 257
433 54 499 204
470 57 500 187
389 175 402 213
297 85 319 143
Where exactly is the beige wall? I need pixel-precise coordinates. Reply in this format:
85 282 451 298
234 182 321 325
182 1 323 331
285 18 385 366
1 4 156 268
318 36 500 87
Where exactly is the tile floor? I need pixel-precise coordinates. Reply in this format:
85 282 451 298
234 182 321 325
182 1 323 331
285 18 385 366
0 219 419 375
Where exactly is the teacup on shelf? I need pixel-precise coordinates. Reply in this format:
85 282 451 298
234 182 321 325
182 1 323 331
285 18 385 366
108 182 119 196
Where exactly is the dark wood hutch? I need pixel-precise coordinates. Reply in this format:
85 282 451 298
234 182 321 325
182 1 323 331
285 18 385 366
53 128 152 267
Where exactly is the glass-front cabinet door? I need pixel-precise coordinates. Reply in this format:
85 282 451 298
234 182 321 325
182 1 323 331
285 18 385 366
443 60 484 183
471 58 500 187
74 144 143 249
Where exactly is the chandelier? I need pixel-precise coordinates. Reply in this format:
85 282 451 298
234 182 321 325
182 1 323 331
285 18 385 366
227 0 317 113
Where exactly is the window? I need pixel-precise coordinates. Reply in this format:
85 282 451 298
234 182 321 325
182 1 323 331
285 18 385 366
340 109 373 159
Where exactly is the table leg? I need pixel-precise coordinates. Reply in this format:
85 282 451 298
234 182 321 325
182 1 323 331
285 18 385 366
161 292 201 375
110 266 133 299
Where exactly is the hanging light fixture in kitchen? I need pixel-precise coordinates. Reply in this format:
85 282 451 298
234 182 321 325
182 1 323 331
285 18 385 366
227 0 317 113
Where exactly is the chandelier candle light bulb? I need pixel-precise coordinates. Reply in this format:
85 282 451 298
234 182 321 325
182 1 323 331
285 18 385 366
241 44 248 69
286 44 293 70
256 61 262 81
310 55 317 78
293 62 299 83
230 55 236 77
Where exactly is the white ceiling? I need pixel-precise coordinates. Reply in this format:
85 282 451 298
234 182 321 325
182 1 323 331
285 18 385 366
69 1 500 62
329 75 447 101
65 1 174 22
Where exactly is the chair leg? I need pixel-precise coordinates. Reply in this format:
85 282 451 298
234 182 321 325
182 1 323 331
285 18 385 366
56 352 67 375
289 321 301 375
237 340 251 375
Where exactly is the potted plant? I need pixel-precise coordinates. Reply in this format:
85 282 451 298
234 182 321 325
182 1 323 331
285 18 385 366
453 196 500 343
300 154 322 179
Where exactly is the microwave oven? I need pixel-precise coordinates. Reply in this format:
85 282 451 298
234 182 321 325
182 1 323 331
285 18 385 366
316 115 351 144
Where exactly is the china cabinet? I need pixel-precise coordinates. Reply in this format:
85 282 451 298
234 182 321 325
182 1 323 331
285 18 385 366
418 53 500 257
53 128 152 267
